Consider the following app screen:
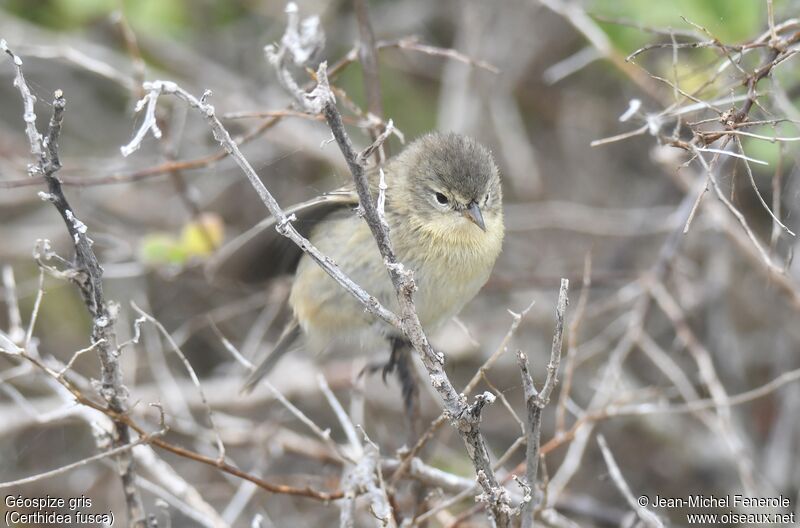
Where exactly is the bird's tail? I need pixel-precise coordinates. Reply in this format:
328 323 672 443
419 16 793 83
241 318 301 394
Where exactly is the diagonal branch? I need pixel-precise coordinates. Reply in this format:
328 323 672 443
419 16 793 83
121 81 402 330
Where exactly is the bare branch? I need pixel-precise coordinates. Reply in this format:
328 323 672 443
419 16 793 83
517 279 569 528
0 40 43 160
318 374 362 458
732 135 794 236
353 0 386 162
596 435 663 528
121 80 402 330
540 279 570 404
557 256 591 434
11 346 345 502
263 7 512 523
2 266 25 345
131 302 227 463
395 36 499 74
2 41 148 527
0 428 164 489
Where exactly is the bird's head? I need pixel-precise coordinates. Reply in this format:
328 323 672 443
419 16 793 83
389 133 503 252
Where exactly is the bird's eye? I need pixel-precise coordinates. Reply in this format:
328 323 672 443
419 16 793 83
435 192 449 205
484 192 490 205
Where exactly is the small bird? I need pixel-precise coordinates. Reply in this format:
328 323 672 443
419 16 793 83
209 132 504 399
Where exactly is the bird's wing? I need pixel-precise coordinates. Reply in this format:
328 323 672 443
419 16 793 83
206 188 359 284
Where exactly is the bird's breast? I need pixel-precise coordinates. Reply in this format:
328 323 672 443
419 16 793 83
392 213 504 329
290 209 503 342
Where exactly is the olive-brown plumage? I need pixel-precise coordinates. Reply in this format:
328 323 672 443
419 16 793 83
210 132 504 391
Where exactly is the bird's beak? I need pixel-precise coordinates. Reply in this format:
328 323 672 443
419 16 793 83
464 201 486 232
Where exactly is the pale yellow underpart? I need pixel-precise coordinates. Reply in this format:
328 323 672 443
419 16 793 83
290 208 504 352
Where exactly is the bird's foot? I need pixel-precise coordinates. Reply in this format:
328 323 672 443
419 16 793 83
359 338 404 383
358 338 420 422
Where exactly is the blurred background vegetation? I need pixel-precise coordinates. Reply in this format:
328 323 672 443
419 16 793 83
2 0 800 526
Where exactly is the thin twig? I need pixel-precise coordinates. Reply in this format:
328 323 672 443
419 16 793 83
11 347 344 501
608 365 800 415
395 37 499 74
2 266 25 344
2 42 149 527
264 6 512 523
353 0 386 162
57 339 107 377
518 280 569 528
733 135 794 236
596 435 663 527
23 268 45 351
556 255 591 434
318 374 362 458
131 301 227 463
390 300 535 485
0 428 165 489
121 80 402 330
